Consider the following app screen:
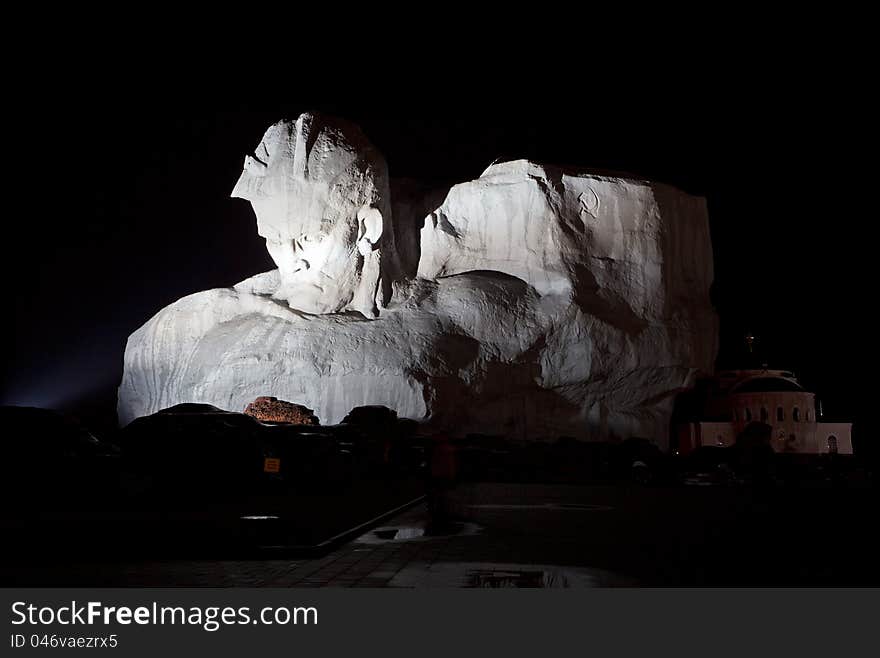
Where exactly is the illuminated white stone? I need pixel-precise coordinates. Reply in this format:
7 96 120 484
229 114 403 318
118 114 718 446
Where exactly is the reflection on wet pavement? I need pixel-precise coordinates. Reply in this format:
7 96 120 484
467 503 614 511
389 562 636 587
374 527 425 541
357 521 481 545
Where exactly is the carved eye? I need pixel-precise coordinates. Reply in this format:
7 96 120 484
244 154 268 176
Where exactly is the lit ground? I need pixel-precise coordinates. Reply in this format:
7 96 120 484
1 482 876 586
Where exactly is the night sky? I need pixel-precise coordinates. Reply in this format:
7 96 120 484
3 92 868 448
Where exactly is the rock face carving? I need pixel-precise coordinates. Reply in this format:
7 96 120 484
118 113 718 447
230 114 403 318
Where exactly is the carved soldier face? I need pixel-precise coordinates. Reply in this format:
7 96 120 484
232 114 389 317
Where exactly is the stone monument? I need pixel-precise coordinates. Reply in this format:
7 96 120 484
118 113 718 446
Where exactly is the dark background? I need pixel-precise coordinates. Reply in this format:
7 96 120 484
2 83 869 450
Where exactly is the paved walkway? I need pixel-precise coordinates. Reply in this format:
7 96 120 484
5 482 875 586
2 497 629 587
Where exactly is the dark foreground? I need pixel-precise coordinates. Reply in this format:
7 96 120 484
2 481 876 587
447 482 879 586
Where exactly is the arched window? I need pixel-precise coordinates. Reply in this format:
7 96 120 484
777 406 784 421
827 436 838 454
806 410 812 422
760 407 768 422
745 408 752 422
793 407 800 422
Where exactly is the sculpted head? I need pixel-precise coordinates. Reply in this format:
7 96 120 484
232 113 396 317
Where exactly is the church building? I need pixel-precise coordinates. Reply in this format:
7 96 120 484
673 368 852 455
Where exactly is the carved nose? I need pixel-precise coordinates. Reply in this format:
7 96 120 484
281 239 306 260
268 237 310 276
276 240 296 260
288 240 309 273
